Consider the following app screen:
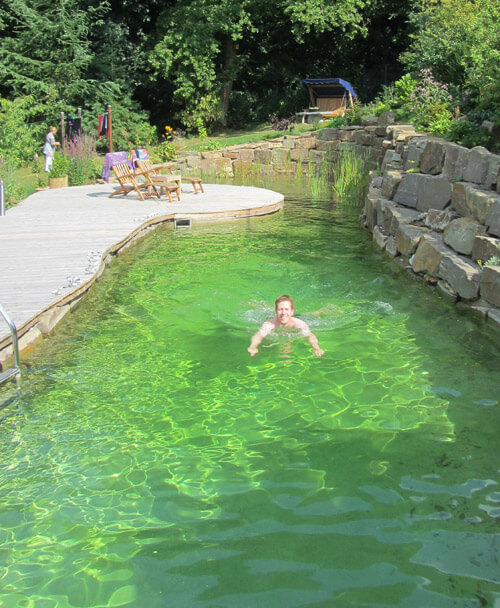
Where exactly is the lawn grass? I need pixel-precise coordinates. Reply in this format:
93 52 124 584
175 122 317 153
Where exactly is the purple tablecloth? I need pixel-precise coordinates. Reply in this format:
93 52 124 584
101 151 132 183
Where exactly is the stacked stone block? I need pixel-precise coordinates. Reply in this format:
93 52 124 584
361 126 500 325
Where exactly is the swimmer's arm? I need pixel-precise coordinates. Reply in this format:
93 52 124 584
248 321 273 356
306 332 324 357
248 331 265 356
296 319 324 357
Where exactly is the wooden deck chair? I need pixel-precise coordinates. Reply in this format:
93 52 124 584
135 159 181 202
134 148 204 195
109 162 160 201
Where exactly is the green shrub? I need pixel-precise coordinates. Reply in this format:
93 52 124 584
418 101 453 136
90 85 158 153
484 255 500 268
0 95 46 167
324 116 348 128
154 140 178 161
445 117 496 149
344 100 367 126
0 159 24 207
394 74 418 106
198 140 220 152
48 152 70 178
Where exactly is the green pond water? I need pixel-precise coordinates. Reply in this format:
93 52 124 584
1 177 500 607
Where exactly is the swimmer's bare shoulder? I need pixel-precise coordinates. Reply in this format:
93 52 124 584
289 316 312 335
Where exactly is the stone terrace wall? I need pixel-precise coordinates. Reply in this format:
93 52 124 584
171 120 500 325
360 127 500 326
170 119 421 176
172 133 325 176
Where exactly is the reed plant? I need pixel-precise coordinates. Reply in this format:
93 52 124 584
330 145 370 206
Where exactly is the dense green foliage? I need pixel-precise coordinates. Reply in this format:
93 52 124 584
0 0 498 196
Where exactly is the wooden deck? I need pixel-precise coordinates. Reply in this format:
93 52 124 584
0 182 284 362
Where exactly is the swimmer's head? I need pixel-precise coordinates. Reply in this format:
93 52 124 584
275 295 294 312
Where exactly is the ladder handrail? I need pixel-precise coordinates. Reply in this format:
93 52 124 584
0 304 20 372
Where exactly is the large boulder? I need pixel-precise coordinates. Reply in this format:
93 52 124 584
450 183 500 224
486 199 500 237
385 235 398 257
438 253 481 300
377 199 398 230
424 208 459 232
254 149 273 163
463 146 491 184
403 137 426 171
480 265 500 306
471 236 500 264
443 217 485 255
394 173 451 211
373 225 388 250
295 137 318 150
420 139 446 175
396 224 428 256
486 153 500 190
381 170 403 199
319 128 339 141
381 150 402 172
377 112 395 125
383 205 421 235
388 125 419 144
443 142 469 181
363 194 379 231
411 233 452 276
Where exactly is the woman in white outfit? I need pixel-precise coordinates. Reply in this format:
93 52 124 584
43 126 60 172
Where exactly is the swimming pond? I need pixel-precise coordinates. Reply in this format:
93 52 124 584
1 177 499 607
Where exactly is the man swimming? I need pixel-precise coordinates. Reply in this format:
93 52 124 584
248 295 324 357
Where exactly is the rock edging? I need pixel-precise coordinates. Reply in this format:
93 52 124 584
357 121 500 325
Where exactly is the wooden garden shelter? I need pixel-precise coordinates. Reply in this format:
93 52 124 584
297 78 357 122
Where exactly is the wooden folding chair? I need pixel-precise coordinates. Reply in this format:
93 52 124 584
135 159 181 202
109 162 160 201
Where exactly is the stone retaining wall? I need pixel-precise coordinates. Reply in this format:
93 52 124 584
172 133 326 176
358 122 500 326
172 120 500 325
171 120 422 177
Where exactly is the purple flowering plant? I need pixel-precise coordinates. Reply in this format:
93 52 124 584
269 115 295 131
408 69 453 115
62 129 99 186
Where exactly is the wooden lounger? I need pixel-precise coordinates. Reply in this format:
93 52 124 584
109 162 160 201
135 159 181 202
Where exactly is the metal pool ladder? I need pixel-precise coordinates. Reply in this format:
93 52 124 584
0 304 21 388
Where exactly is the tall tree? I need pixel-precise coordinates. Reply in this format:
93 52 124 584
149 0 381 130
401 0 500 106
0 0 109 106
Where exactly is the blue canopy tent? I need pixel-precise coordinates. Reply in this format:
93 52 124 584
300 78 356 112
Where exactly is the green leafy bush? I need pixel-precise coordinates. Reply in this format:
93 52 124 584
0 95 46 167
344 100 367 126
0 159 24 207
155 141 178 161
198 140 220 152
90 84 158 153
324 116 348 128
48 152 70 178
